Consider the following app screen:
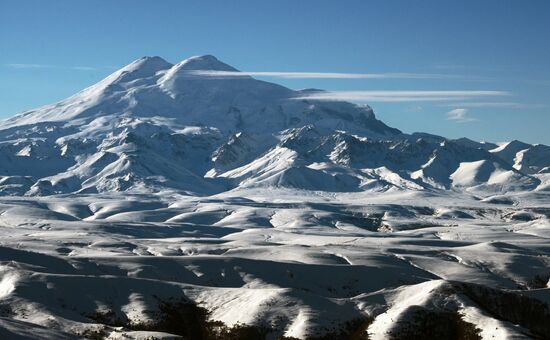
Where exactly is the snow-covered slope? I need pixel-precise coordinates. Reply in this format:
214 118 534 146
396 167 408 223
1 55 550 339
0 55 547 197
1 190 549 339
490 141 550 174
0 55 396 136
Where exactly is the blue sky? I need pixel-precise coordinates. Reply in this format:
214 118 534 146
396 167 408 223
1 0 549 144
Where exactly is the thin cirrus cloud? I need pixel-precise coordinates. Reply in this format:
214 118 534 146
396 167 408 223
70 66 100 71
446 108 477 123
292 90 510 103
4 63 110 71
188 70 486 80
440 102 546 109
5 63 55 69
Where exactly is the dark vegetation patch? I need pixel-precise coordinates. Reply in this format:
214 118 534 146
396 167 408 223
502 210 537 221
147 299 271 339
387 306 481 340
377 222 446 233
74 327 109 340
279 316 373 340
456 282 550 339
481 196 516 205
85 309 124 327
309 316 373 340
318 212 384 231
84 297 374 340
408 206 435 216
81 284 550 339
359 213 384 231
0 304 14 317
85 297 270 339
528 274 550 289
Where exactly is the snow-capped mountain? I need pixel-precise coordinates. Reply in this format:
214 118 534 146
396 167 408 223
2 55 550 339
0 54 548 197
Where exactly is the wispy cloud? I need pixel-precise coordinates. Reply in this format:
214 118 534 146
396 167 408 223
446 108 477 123
5 63 55 69
293 90 510 103
70 66 99 71
405 105 424 113
4 63 107 71
440 102 545 109
188 70 484 80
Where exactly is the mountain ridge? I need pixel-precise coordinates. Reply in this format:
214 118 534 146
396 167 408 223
0 55 548 196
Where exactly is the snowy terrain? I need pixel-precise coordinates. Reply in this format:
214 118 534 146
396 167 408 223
0 55 549 339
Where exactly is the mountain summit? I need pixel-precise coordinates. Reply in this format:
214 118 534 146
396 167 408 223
165 54 237 71
0 55 548 196
1 55 395 136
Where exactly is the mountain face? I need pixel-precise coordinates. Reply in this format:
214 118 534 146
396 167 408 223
0 55 548 196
